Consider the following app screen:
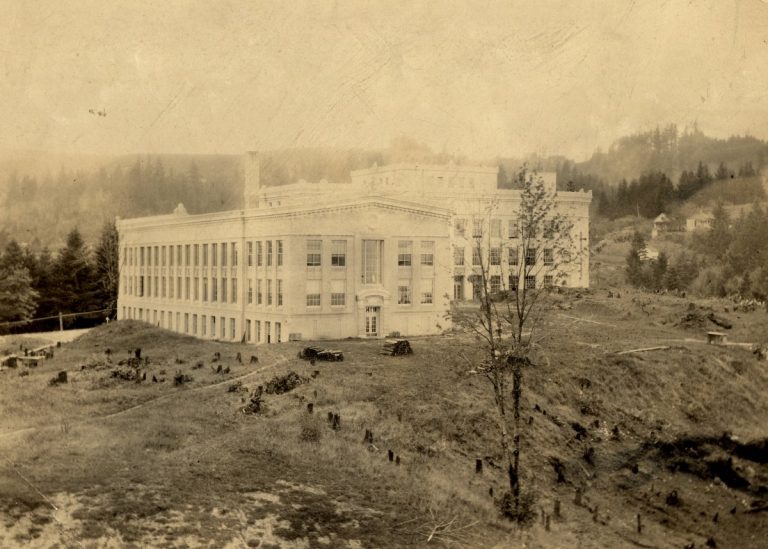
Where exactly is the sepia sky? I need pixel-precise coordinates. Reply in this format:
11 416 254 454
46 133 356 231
1 0 767 161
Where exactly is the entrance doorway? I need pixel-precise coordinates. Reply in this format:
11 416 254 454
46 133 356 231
453 275 464 300
365 306 380 337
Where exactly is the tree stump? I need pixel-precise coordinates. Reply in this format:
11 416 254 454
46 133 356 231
135 348 141 359
327 411 334 424
554 499 561 519
388 449 394 462
250 355 258 364
307 403 314 414
57 371 67 383
475 459 483 474
395 456 400 465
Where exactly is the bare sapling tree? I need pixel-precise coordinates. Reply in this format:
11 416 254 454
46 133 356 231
449 165 580 522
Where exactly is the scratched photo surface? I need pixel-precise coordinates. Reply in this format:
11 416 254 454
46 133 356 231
1 2 767 548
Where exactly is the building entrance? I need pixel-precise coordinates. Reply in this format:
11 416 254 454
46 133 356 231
365 306 380 337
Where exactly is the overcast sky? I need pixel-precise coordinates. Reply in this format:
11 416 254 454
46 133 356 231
1 0 767 161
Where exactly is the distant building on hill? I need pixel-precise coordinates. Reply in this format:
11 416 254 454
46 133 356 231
115 153 591 343
651 213 673 238
686 210 714 232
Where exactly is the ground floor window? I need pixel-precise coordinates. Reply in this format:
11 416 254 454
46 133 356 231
245 319 251 342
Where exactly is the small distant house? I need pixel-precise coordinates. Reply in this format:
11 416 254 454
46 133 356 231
638 246 660 262
651 213 672 238
686 210 713 232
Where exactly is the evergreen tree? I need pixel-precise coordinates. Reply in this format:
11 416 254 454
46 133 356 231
0 267 38 326
50 228 100 317
652 251 669 290
715 162 729 180
94 221 120 317
625 231 646 287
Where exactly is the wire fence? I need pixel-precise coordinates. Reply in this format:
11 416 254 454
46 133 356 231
0 308 112 334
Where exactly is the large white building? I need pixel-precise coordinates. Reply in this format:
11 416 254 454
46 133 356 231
116 153 591 343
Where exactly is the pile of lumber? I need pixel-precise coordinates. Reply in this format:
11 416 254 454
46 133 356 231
381 339 413 356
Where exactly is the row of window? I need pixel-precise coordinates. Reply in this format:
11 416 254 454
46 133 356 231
304 239 435 268
123 240 285 268
124 275 284 307
396 279 434 305
454 273 553 295
454 218 556 239
122 307 282 343
453 246 554 267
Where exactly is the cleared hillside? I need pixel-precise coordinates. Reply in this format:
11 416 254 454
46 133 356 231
1 292 767 547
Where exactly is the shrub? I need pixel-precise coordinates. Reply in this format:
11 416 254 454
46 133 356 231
497 489 537 526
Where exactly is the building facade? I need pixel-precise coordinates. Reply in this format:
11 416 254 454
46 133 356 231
116 153 591 343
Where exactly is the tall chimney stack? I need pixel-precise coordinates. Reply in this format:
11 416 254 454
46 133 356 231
244 151 260 208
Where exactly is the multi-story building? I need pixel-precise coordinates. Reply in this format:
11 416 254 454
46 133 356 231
116 152 591 343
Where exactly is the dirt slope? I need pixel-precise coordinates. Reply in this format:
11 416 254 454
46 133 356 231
1 292 766 547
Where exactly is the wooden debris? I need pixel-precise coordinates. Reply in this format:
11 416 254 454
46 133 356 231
381 339 413 356
616 346 670 355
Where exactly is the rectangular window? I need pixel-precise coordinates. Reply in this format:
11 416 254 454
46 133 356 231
454 246 465 266
194 277 199 300
267 279 272 305
276 240 283 266
490 247 501 266
230 318 236 340
176 277 182 299
455 218 466 236
525 275 536 290
247 279 253 304
362 240 382 284
162 246 166 266
490 275 501 294
140 247 145 266
331 279 345 306
472 219 483 238
306 279 321 307
192 314 198 335
212 277 218 301
266 240 273 266
147 247 152 267
245 319 252 342
277 279 283 306
221 242 227 267
212 243 217 267
397 240 412 266
185 277 190 300
509 274 518 291
398 283 411 305
509 247 519 266
184 313 189 334
543 248 554 266
231 242 237 266
255 320 261 343
275 322 281 343
525 222 536 239
168 246 173 267
221 278 227 302
161 277 166 298
202 315 206 336
231 278 237 303
525 247 537 266
203 277 208 301
472 248 481 266
420 241 434 266
421 279 434 304
491 219 501 238
247 242 253 267
220 317 225 339
203 243 208 266
211 316 216 337
168 276 173 298
194 244 199 266
331 240 346 267
256 241 262 266
257 279 262 305
306 239 321 266
508 219 519 239
544 275 554 288
185 244 190 266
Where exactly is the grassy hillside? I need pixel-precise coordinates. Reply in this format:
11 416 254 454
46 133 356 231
1 292 767 547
